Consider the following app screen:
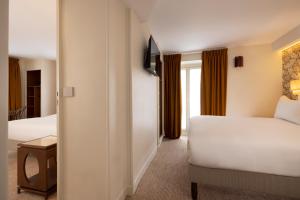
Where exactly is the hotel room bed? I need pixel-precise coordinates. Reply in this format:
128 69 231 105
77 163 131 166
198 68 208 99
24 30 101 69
8 114 57 153
188 116 300 199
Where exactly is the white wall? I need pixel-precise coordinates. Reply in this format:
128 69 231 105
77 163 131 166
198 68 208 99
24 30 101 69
182 53 201 62
60 0 135 199
19 58 56 116
60 1 160 199
60 0 109 199
129 11 158 193
227 44 282 117
108 0 130 199
0 0 8 199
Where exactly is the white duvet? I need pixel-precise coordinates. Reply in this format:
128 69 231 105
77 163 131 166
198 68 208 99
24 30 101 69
8 115 57 141
189 116 300 177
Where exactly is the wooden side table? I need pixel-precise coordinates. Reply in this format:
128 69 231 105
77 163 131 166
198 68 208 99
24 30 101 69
17 136 57 200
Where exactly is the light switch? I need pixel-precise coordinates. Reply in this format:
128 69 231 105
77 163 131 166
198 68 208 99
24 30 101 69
63 87 74 97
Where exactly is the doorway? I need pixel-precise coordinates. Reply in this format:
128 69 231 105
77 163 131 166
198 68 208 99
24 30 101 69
7 0 58 199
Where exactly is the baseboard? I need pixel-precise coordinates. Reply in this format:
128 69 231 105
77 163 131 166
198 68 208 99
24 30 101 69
132 144 157 194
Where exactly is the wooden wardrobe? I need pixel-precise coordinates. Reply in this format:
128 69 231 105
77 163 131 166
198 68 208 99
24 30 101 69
27 70 41 118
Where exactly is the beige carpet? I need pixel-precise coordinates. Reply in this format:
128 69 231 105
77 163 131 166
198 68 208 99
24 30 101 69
8 153 57 200
128 137 299 200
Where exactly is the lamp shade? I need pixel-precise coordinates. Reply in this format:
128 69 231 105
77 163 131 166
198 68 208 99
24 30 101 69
290 80 300 95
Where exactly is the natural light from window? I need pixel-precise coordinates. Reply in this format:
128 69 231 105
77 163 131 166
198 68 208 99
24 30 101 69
181 64 201 132
181 69 187 130
189 68 201 118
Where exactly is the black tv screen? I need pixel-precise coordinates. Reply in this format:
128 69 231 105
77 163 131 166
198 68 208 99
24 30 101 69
144 36 160 76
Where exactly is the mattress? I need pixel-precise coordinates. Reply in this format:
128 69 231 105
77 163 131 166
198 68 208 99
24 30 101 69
8 114 57 141
188 116 300 177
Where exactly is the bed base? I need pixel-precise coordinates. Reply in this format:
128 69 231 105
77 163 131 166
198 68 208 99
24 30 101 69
190 164 300 200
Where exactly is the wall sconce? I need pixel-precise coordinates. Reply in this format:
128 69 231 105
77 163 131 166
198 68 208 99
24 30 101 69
234 56 243 67
290 79 300 99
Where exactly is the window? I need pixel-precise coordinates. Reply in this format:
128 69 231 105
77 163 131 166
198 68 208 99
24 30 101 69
181 62 201 133
181 69 187 130
189 68 201 118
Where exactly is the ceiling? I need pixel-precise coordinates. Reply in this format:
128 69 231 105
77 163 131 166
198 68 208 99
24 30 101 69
125 0 300 53
9 0 56 60
9 0 300 58
123 0 159 22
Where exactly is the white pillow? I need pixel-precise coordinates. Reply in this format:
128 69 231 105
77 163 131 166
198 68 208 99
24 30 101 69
274 96 300 125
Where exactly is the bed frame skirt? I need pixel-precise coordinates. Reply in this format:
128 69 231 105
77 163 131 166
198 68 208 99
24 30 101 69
189 164 300 199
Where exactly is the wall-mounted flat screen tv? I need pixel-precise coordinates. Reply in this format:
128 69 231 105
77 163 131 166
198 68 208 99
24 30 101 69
144 36 160 76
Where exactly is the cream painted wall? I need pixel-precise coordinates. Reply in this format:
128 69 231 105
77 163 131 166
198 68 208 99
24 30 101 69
129 11 158 193
19 58 56 116
60 0 135 199
182 53 201 62
108 0 130 199
60 0 109 199
0 0 8 199
59 1 162 199
227 44 282 117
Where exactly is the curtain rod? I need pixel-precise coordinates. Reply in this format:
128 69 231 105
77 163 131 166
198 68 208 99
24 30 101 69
163 51 201 55
163 47 227 55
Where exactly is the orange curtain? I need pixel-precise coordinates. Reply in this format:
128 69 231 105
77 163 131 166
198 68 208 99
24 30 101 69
9 57 22 111
201 49 228 116
163 54 181 139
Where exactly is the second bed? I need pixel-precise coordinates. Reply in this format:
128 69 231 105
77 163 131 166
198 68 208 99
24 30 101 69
8 114 57 153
